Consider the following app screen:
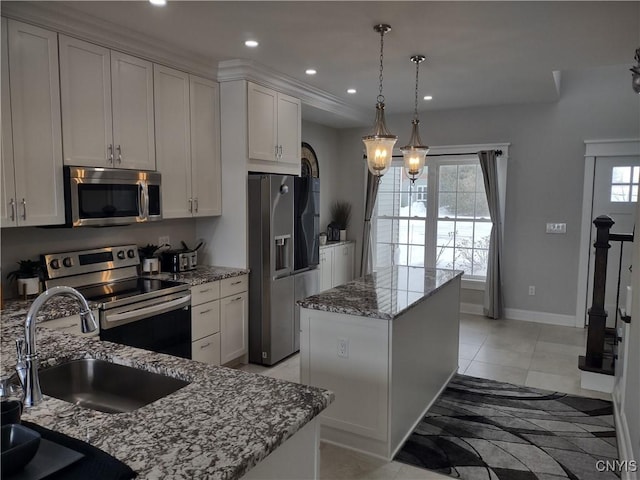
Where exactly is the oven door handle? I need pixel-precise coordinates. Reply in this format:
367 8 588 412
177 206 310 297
102 294 191 329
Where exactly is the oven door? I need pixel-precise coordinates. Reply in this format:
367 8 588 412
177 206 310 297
99 292 191 359
65 166 162 227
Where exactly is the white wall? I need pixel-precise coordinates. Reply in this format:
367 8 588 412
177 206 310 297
337 65 639 316
0 218 196 298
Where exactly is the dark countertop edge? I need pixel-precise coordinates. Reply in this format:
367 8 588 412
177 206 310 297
298 269 463 321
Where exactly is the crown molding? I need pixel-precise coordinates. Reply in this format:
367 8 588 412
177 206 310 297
1 2 216 79
218 59 369 126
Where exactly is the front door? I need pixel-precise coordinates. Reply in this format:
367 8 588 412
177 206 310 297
587 156 640 327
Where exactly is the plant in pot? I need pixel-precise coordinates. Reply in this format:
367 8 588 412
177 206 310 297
331 201 352 242
138 244 160 274
7 259 42 299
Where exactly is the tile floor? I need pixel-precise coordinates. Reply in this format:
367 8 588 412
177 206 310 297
238 313 611 479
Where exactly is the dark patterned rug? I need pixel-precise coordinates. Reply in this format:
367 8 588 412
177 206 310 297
395 374 619 480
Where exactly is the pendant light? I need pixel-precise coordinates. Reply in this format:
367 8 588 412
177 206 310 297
632 48 640 94
401 55 429 183
362 24 397 178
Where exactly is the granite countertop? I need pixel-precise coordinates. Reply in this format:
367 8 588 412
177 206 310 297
319 240 353 249
298 266 463 320
0 317 332 479
0 266 249 325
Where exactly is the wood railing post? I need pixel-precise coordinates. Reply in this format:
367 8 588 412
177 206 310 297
585 215 615 369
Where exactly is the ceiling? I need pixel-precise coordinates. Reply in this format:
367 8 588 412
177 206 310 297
15 1 640 126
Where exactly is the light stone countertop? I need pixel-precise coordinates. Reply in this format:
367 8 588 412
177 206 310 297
297 266 463 320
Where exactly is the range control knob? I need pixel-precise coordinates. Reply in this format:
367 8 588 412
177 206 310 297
49 259 60 270
117 250 126 260
127 249 136 259
62 257 74 268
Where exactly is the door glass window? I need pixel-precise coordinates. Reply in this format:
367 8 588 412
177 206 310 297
611 166 640 202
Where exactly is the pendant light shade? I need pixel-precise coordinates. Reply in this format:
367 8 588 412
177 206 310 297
362 24 397 177
401 55 429 183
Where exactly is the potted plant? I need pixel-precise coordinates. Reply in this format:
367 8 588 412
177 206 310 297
331 201 352 241
7 259 42 298
138 244 160 274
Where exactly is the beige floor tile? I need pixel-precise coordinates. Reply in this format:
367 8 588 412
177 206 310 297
529 350 583 377
394 463 451 479
537 324 587 346
524 370 584 396
458 342 481 360
459 330 488 346
464 360 528 385
457 357 471 374
319 442 402 480
481 333 537 354
534 340 585 357
474 345 534 370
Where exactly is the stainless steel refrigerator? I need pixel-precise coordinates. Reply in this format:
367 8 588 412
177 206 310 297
248 174 320 365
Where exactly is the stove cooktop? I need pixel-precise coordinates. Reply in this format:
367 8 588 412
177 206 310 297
77 277 189 310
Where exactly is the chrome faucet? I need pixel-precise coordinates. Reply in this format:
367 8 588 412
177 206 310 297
16 286 97 407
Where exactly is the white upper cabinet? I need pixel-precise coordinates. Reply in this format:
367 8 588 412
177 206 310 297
190 75 221 217
111 51 155 171
59 35 113 167
5 19 64 227
60 39 155 170
247 81 301 175
154 64 192 218
1 17 17 227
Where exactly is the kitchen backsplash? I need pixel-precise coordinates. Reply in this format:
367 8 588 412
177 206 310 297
1 218 198 299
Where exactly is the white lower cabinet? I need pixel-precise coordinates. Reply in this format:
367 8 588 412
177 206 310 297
318 242 355 291
190 275 248 366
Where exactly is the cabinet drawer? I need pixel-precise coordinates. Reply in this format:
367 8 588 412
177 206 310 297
192 300 220 340
192 333 220 365
190 281 220 306
220 275 247 298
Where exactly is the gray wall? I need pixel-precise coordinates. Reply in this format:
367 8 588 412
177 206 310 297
1 218 196 298
336 64 639 316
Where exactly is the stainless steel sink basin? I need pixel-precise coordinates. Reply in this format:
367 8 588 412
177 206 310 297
39 359 189 414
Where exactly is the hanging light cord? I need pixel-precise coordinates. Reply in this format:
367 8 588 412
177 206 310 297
377 29 385 104
413 60 420 122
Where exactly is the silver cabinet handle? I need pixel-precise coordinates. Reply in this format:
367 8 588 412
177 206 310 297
116 144 122 164
189 198 193 213
199 342 211 349
199 288 212 294
279 145 283 158
199 309 212 315
274 145 279 159
231 280 242 285
230 296 242 302
107 144 114 164
9 198 15 221
21 198 26 220
194 198 198 213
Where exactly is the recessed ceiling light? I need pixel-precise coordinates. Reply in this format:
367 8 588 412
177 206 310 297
347 88 357 94
423 95 433 101
244 40 259 48
305 69 317 75
149 0 166 6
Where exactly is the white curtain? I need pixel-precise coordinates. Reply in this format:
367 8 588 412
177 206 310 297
360 172 381 276
478 150 504 319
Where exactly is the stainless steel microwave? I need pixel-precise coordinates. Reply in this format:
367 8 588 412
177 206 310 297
64 166 162 227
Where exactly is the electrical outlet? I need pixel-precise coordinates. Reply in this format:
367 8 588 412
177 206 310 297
158 236 170 248
337 337 349 358
528 285 536 296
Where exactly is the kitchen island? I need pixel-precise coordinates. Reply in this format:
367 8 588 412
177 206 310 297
298 266 462 460
0 272 332 479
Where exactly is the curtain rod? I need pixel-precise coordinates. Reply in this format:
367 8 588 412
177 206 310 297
390 149 503 158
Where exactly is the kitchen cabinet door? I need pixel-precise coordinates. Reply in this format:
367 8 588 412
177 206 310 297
111 51 155 171
59 35 113 167
8 20 64 227
154 65 192 218
192 333 221 365
276 92 301 166
1 18 16 228
319 248 334 292
332 243 355 288
190 75 221 217
248 82 277 162
220 291 248 364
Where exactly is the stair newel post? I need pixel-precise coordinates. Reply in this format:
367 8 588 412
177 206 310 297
586 215 615 368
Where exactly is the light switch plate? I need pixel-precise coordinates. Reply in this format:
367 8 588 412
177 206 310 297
546 223 566 234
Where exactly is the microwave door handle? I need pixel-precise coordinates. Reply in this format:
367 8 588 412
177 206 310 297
142 183 149 219
138 183 148 220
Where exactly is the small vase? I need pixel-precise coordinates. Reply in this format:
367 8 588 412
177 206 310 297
17 277 40 299
339 230 347 241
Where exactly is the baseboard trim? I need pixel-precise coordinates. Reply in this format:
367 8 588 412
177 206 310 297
613 396 638 480
504 308 576 327
460 303 484 315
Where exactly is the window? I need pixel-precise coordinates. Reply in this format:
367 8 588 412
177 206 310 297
611 166 639 202
374 153 495 280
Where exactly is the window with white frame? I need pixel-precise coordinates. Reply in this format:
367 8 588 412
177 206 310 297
610 166 639 202
374 152 494 280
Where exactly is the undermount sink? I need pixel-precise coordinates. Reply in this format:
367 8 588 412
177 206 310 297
38 359 189 414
